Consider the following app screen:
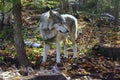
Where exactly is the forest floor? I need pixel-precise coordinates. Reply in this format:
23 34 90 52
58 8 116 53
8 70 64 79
0 8 120 80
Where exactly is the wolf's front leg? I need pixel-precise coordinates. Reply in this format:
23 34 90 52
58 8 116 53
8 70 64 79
42 43 49 62
56 42 61 63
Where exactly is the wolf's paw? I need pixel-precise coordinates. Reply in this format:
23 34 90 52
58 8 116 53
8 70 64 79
52 63 60 73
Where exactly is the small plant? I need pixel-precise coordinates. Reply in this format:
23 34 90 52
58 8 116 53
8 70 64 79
0 26 14 41
28 47 43 61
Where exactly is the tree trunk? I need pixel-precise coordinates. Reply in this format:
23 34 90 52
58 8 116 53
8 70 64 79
0 12 4 30
114 0 120 25
12 0 29 66
80 0 87 6
0 0 4 30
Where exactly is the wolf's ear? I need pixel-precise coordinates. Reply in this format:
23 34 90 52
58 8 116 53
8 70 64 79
49 10 55 18
39 15 42 22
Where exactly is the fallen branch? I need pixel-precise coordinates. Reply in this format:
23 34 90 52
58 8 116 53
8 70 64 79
71 73 102 79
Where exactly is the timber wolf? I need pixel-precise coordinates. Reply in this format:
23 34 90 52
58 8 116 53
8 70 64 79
39 10 78 63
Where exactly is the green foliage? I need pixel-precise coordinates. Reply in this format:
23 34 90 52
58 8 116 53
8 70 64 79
0 31 4 38
28 48 43 61
79 0 100 23
0 56 4 60
0 0 4 11
5 0 20 4
22 0 60 10
113 0 120 8
80 0 97 12
0 0 12 13
79 0 119 27
0 26 14 41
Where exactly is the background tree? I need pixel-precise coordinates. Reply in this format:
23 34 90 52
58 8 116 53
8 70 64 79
0 0 4 30
113 0 120 25
12 0 29 66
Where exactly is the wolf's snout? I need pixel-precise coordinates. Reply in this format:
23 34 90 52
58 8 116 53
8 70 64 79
66 30 69 32
59 29 69 33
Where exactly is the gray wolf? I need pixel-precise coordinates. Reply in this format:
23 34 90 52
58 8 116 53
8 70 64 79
39 10 78 63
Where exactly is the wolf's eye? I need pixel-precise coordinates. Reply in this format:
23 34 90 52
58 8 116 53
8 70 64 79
62 22 66 24
50 27 55 30
58 24 62 26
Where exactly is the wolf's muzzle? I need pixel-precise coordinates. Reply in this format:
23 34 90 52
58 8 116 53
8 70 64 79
59 29 69 33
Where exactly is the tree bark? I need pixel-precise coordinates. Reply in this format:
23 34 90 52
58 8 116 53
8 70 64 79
80 0 87 6
12 0 29 66
0 0 4 30
114 0 120 25
0 12 4 30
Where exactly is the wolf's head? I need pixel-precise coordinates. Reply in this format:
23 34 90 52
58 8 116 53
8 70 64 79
48 10 69 33
39 10 69 40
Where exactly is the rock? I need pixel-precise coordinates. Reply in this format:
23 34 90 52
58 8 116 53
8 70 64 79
24 41 41 47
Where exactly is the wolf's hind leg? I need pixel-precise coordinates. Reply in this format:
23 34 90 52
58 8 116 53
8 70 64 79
56 42 61 63
72 42 77 58
63 40 68 58
70 33 77 58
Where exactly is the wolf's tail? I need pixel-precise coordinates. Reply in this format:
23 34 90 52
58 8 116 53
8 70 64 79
75 19 78 39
